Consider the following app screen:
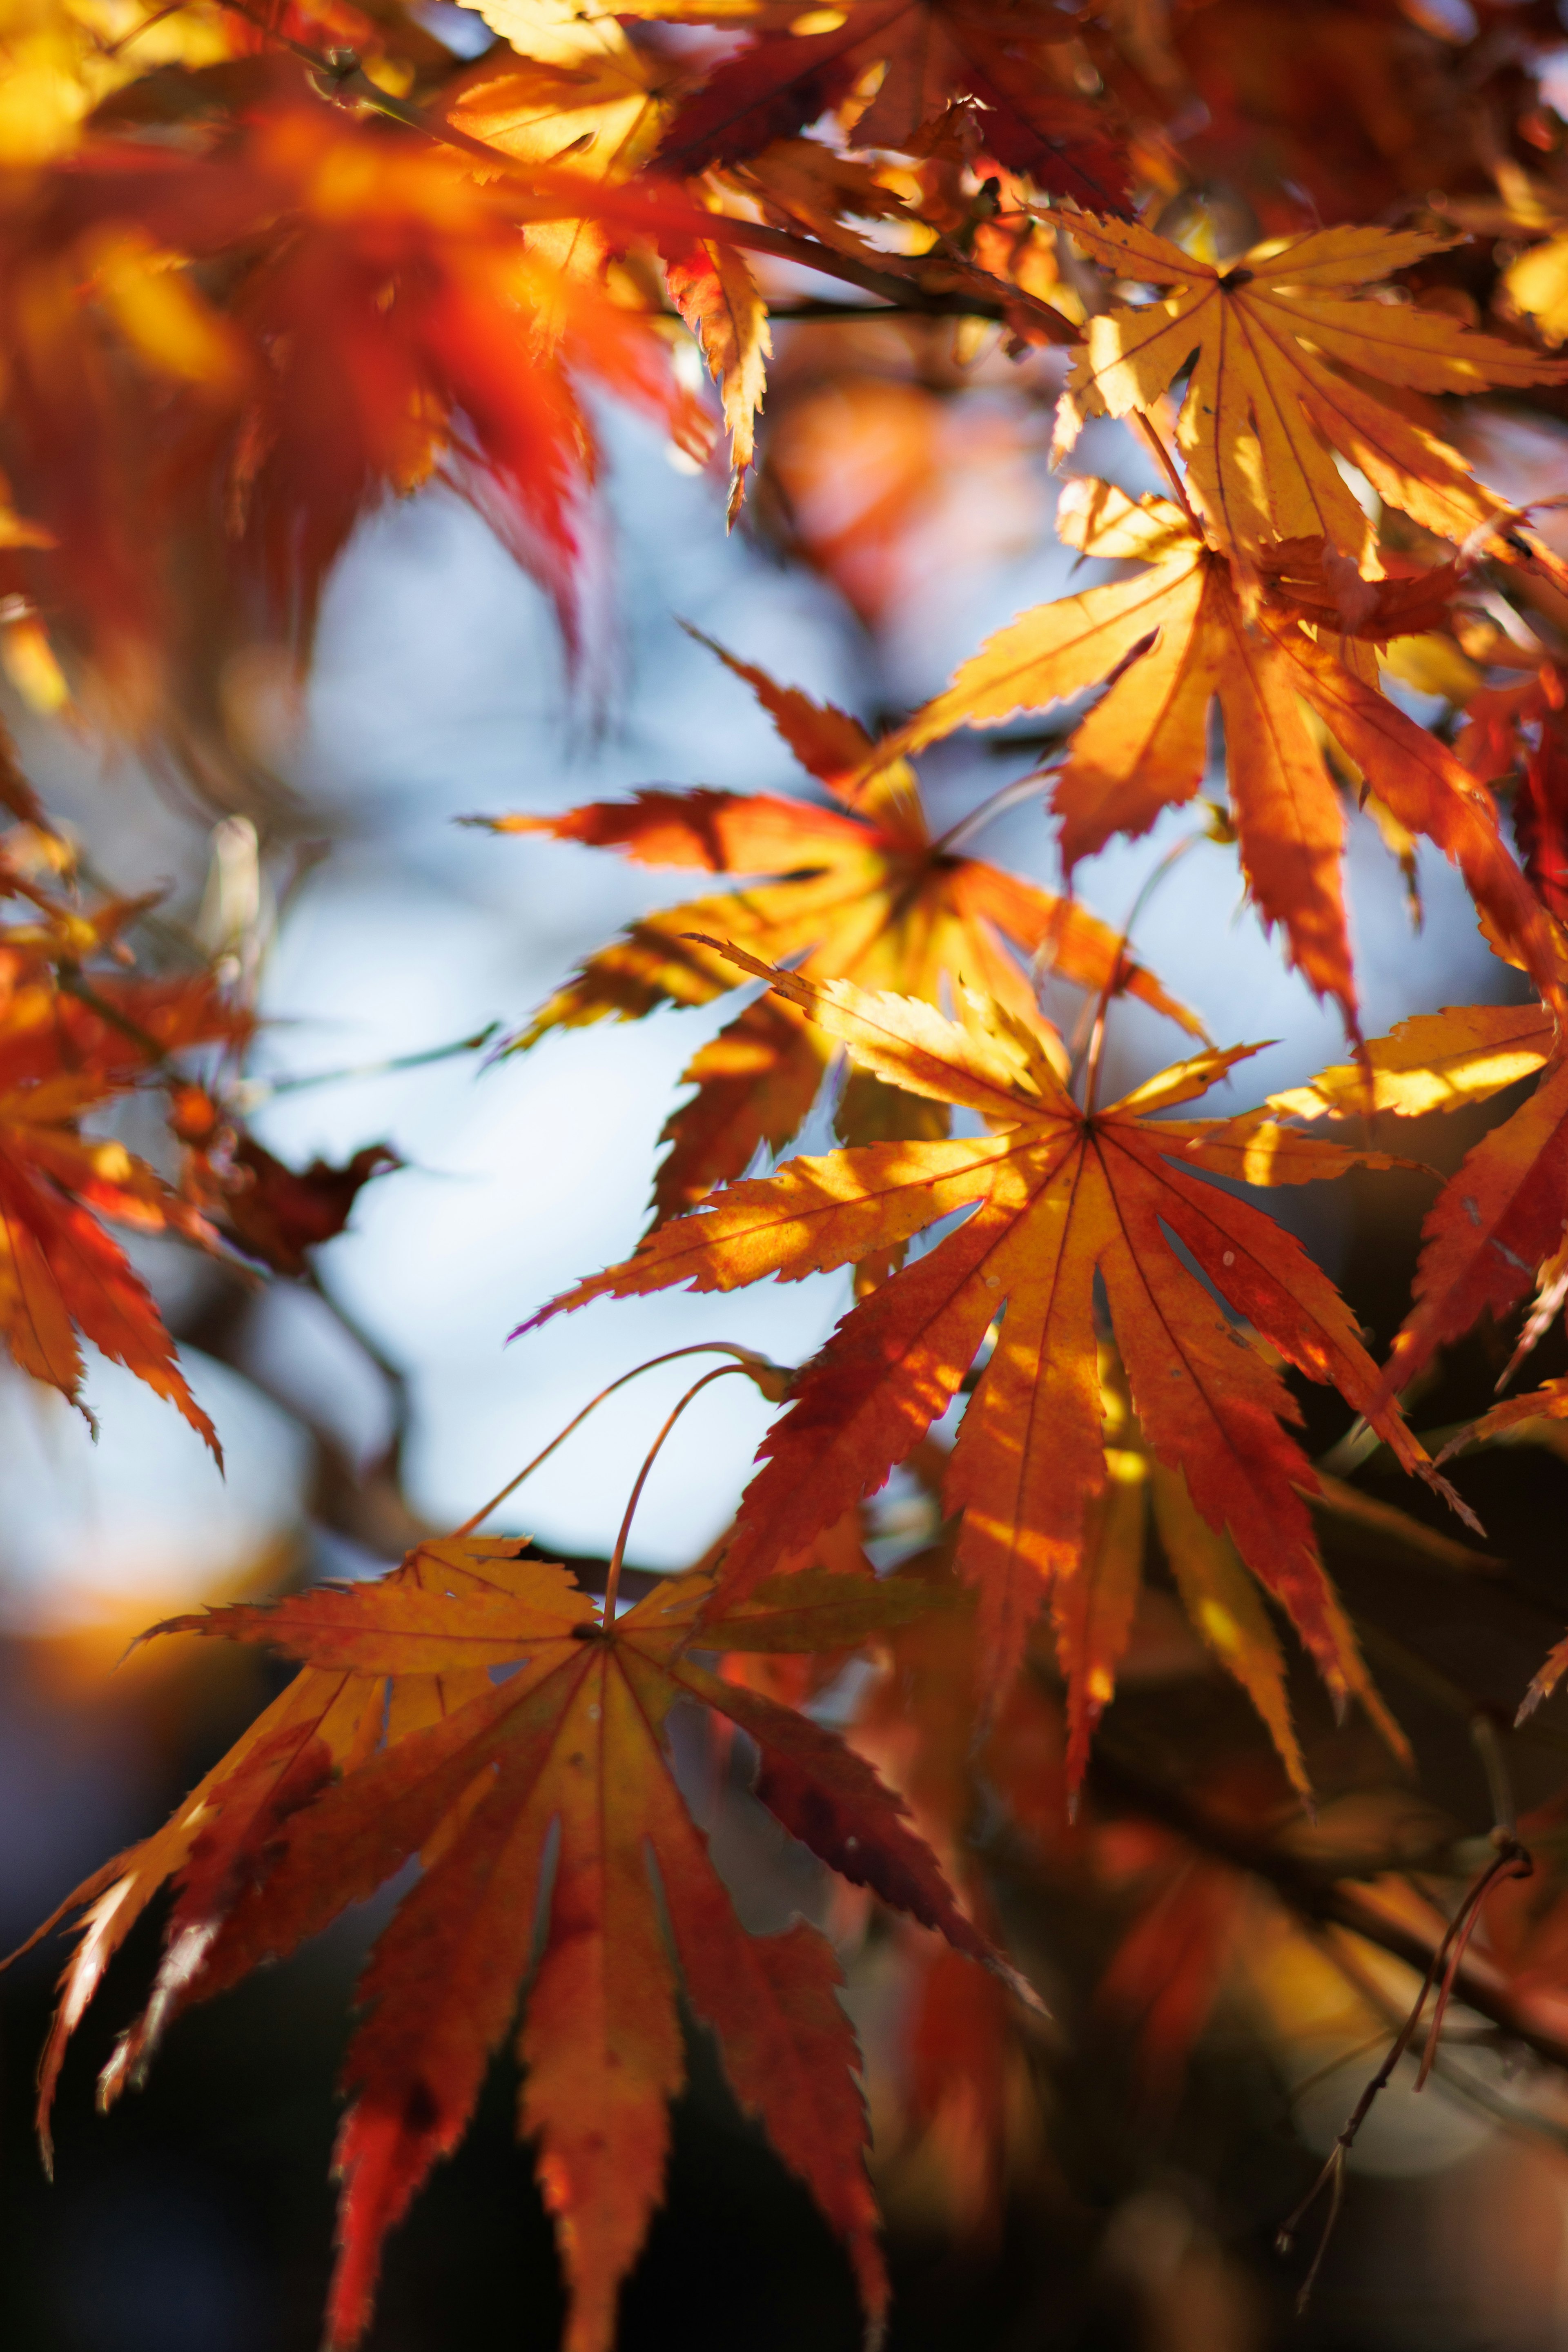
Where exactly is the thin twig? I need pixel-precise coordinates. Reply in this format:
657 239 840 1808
261 1022 501 1096
1081 1735 1568 2073
1276 1836 1530 2303
99 0 185 56
452 1343 785 1540
929 767 1054 858
1311 1922 1568 2160
601 1364 745 1619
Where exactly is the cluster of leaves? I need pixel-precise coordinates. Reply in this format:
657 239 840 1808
0 730 404 1466
0 743 398 1443
20 2 1568 2347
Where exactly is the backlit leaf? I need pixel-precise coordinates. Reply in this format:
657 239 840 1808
1056 216 1568 566
488 635 1200 1216
528 950 1448 1731
878 481 1568 1038
31 1546 1002 2351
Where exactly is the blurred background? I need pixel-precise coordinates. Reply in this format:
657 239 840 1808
8 79 1568 2345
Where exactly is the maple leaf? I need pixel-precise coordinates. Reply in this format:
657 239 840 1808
0 892 249 1448
1508 231 1568 350
169 1087 400 1278
1054 216 1568 567
664 232 771 522
1275 1002 1568 1405
450 2 673 183
29 1540 1008 2352
1437 1388 1568 1723
0 101 711 719
878 479 1567 1038
443 2 675 283
0 1085 219 1451
1459 663 1568 925
16 1534 546 2165
0 0 243 164
212 108 712 649
527 949 1453 1723
1095 1835 1252 2096
641 0 1130 205
487 632 1200 1218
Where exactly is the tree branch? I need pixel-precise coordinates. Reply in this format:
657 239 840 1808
212 0 1080 336
1085 1740 1568 2076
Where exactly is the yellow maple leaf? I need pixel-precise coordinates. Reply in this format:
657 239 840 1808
1055 214 1568 566
878 481 1567 1039
666 232 770 522
446 0 675 279
0 0 234 164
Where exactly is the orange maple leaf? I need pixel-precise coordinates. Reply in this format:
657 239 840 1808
849 1539 1255 2116
664 234 771 521
0 101 710 717
0 1096 218 1450
487 632 1200 1217
1054 215 1568 566
877 479 1568 1040
1273 1003 1568 1407
0 889 246 1447
528 949 1453 1725
1477 1793 1568 2011
26 1539 1005 2352
169 1086 399 1278
1459 662 1568 924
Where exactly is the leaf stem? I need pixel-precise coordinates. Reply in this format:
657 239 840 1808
929 766 1054 858
56 966 177 1072
1472 1709 1519 1840
260 1022 500 1097
601 1364 746 1620
451 1344 781 1539
98 0 185 56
